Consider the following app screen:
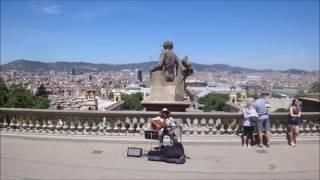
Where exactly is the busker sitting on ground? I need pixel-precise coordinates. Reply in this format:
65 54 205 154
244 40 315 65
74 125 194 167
151 108 178 146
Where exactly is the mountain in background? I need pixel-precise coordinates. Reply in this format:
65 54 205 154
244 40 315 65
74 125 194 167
0 59 311 74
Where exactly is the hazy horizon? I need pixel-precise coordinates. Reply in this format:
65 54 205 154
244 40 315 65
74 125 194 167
1 1 319 71
2 58 319 72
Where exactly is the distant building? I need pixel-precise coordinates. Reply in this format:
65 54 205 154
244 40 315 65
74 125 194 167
246 75 262 81
185 79 207 87
113 91 121 102
240 88 247 101
229 86 237 104
80 99 97 110
136 69 142 82
100 88 108 98
121 69 131 79
71 69 76 75
50 70 56 76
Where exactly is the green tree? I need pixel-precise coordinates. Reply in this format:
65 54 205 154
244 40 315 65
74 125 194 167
295 90 306 97
122 92 143 111
4 83 49 109
274 108 288 112
199 93 228 112
0 78 8 107
35 84 48 97
5 84 34 108
246 92 253 98
236 92 241 99
309 81 320 93
33 96 49 109
108 92 114 100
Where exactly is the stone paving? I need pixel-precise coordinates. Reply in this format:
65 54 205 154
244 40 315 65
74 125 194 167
1 135 319 180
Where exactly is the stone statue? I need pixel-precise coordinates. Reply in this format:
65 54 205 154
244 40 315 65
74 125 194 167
180 56 193 86
150 40 179 82
148 40 193 101
142 40 193 111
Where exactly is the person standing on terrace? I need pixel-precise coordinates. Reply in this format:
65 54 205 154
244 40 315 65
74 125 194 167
239 98 258 148
288 98 302 147
253 94 271 147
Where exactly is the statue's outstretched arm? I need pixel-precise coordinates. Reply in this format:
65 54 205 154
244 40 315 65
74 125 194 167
150 52 165 72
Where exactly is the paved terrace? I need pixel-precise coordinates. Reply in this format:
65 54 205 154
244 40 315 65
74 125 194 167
1 108 319 179
1 134 319 180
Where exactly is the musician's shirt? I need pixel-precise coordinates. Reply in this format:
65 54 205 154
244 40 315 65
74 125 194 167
152 116 176 131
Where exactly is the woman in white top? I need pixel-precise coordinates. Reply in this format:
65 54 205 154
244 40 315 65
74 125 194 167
239 98 258 148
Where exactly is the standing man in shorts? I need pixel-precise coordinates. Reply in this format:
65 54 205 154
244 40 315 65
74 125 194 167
253 94 271 147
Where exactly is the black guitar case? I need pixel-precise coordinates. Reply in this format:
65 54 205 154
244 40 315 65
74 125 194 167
147 142 186 164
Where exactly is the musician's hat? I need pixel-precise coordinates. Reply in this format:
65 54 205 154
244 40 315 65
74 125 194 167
161 107 169 112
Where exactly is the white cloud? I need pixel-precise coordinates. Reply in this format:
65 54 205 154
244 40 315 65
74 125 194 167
30 0 61 15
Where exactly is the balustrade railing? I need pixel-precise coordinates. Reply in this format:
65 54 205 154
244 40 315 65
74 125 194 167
1 108 319 137
105 101 124 111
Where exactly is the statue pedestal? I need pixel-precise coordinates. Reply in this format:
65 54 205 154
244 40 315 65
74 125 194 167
142 64 191 112
141 100 191 112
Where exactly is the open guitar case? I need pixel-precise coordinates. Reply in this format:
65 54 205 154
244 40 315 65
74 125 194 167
147 141 186 164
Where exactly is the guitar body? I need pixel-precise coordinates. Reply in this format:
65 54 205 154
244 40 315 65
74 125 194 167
151 120 165 130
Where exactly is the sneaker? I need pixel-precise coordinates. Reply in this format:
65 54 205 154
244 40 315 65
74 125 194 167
291 143 296 147
257 144 263 148
247 145 251 148
266 143 270 148
243 145 246 148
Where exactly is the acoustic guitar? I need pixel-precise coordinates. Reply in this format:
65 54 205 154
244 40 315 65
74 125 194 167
151 119 165 130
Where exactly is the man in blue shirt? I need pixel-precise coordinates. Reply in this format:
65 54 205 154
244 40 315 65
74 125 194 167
253 94 271 147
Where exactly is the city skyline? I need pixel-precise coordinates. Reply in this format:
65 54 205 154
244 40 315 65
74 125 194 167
1 58 319 72
1 0 319 70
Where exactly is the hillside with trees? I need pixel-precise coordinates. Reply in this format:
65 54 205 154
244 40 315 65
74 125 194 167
198 93 229 112
121 92 144 111
308 81 320 93
1 59 312 73
0 78 49 109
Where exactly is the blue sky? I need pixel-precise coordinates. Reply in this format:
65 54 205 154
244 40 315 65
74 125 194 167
1 0 319 70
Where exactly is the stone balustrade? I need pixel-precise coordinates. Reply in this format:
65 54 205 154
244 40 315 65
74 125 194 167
0 108 319 137
105 101 124 111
